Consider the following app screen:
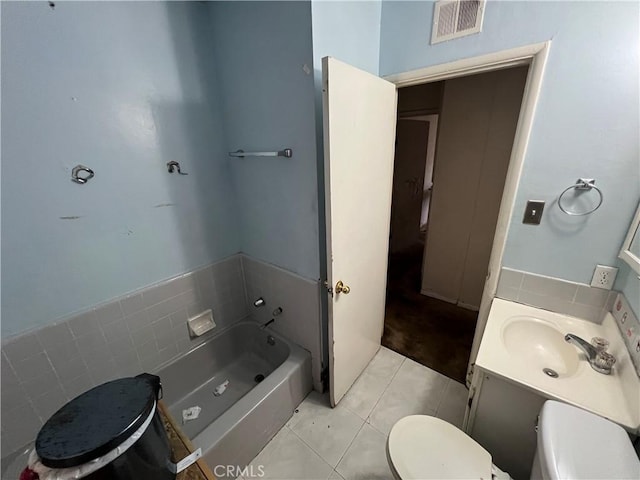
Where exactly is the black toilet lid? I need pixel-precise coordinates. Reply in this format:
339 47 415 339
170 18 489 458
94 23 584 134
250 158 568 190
36 377 156 468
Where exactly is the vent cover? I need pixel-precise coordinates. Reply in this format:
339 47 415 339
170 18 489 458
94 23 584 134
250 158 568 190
431 0 485 44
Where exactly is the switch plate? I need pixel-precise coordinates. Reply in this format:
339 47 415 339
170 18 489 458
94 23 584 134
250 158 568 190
523 200 545 225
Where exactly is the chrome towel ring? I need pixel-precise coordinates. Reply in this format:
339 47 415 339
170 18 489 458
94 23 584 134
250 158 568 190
557 178 603 216
71 165 94 184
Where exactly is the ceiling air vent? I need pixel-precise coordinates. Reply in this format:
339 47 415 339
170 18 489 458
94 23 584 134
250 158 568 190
431 0 485 44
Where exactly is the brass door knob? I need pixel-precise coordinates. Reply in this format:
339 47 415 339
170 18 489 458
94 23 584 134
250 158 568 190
335 280 351 294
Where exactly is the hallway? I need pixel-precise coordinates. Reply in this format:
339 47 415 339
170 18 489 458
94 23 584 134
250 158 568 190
382 246 477 383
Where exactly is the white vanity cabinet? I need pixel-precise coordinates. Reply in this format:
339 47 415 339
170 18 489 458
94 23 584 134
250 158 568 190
465 299 640 480
464 370 546 480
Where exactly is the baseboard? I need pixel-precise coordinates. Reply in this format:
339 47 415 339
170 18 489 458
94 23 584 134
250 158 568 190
457 301 480 312
419 290 480 311
420 290 457 304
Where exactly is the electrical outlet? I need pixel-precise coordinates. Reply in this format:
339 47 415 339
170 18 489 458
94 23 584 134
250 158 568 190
590 265 618 290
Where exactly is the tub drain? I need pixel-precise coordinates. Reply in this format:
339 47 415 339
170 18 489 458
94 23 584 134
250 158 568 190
543 368 558 378
254 374 265 383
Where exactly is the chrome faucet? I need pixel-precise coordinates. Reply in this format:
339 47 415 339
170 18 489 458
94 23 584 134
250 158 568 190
565 333 616 375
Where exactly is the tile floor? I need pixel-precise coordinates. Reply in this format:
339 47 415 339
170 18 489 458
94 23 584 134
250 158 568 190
240 347 469 480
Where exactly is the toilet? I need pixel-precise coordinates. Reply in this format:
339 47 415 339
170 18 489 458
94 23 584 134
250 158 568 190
386 400 640 480
386 415 507 480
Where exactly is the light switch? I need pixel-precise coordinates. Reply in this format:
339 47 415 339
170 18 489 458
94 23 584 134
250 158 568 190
523 200 545 225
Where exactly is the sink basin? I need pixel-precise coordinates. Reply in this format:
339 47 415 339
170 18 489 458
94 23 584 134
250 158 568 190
501 316 580 378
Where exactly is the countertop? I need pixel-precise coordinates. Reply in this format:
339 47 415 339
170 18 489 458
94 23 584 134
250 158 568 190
476 299 640 433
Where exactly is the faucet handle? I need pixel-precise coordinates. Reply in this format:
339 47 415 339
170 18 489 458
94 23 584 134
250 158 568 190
253 297 266 307
591 337 609 353
594 351 616 373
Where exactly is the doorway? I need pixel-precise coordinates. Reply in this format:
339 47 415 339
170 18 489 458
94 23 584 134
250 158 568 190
323 43 550 405
382 66 529 383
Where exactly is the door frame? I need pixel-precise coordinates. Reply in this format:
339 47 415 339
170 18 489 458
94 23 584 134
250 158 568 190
384 41 551 383
396 114 440 294
395 114 439 233
398 114 439 228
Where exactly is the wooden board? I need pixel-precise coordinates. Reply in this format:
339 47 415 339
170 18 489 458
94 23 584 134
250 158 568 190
158 400 216 480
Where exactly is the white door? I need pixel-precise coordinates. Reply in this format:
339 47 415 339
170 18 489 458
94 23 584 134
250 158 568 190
322 57 398 406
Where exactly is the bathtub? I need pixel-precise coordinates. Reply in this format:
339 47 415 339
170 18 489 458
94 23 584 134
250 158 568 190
159 321 312 478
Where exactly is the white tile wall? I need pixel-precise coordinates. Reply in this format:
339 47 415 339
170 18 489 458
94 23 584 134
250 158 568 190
496 267 617 323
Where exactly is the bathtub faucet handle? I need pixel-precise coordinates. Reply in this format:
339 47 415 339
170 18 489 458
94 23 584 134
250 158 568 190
272 307 283 317
254 297 266 307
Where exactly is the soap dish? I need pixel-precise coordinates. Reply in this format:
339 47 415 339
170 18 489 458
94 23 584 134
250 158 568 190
187 309 216 337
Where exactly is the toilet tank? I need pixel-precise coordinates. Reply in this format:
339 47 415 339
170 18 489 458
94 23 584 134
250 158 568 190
532 401 639 480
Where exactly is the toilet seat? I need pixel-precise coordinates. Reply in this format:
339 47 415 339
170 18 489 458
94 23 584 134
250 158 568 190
387 415 493 480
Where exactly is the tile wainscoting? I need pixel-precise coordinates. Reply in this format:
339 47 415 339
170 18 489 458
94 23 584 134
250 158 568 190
241 255 323 393
496 267 617 323
1 254 322 456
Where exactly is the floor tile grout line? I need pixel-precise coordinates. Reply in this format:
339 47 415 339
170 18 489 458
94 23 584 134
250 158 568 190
339 351 405 422
385 356 406 389
366 356 406 422
367 357 452 433
367 419 389 437
251 351 445 479
286 427 338 471
340 402 366 422
251 424 292 468
333 420 368 473
287 394 364 471
434 378 451 415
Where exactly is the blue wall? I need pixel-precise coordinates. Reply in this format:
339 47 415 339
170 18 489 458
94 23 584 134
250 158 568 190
380 1 640 285
311 0 382 76
210 1 320 281
4 1 638 337
1 2 240 337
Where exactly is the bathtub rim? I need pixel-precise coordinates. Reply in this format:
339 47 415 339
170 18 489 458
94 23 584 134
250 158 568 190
157 318 312 452
155 317 300 373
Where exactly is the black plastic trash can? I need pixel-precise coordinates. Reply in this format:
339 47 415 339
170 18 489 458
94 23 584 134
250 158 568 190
35 373 175 480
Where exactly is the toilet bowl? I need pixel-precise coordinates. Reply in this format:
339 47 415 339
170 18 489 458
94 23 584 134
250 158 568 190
386 415 511 480
387 401 640 480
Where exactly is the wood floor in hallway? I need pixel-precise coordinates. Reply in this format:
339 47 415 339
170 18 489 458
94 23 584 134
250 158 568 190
382 247 478 383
